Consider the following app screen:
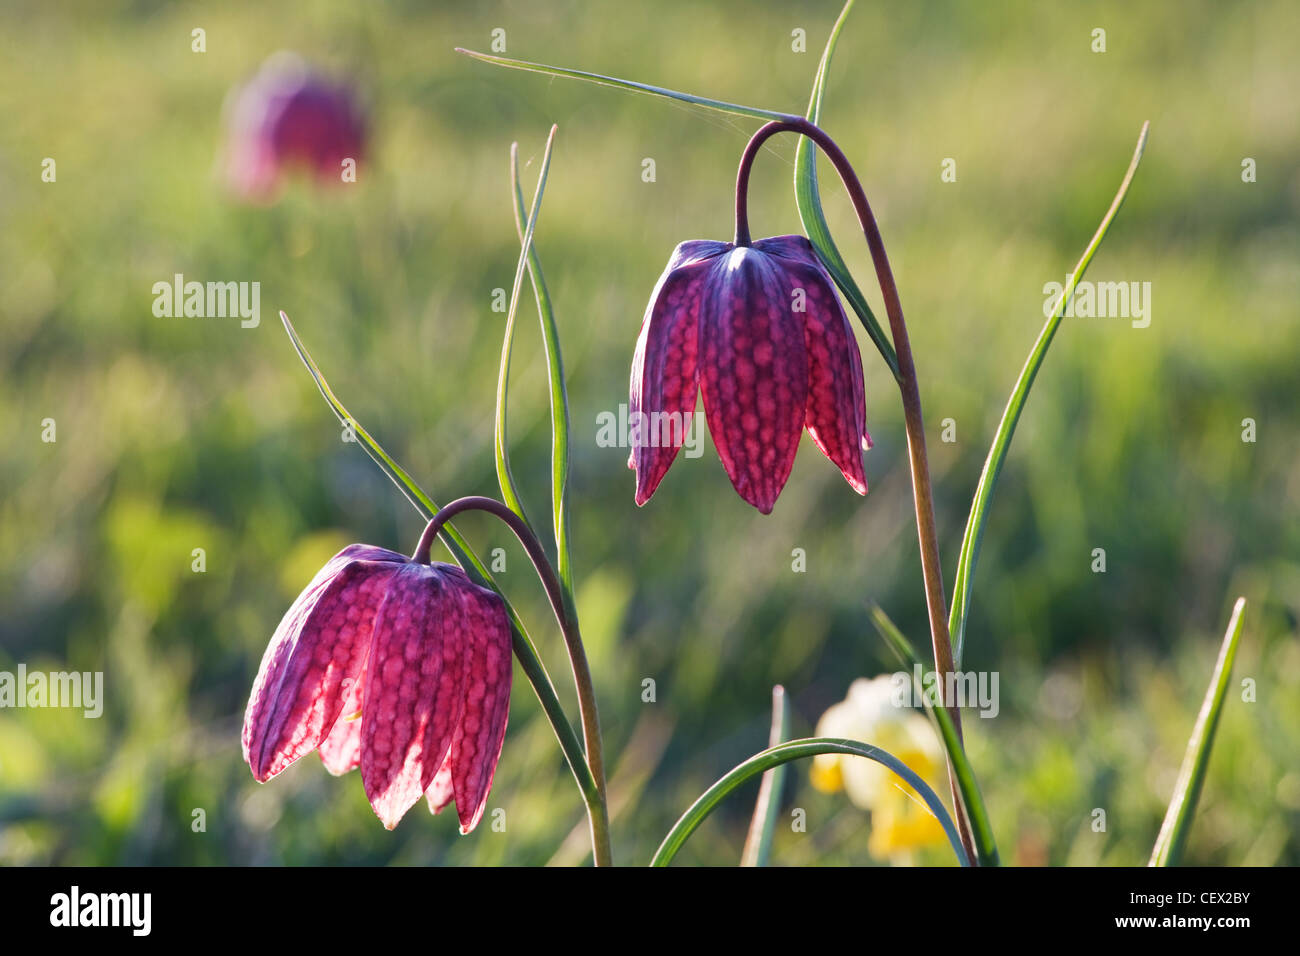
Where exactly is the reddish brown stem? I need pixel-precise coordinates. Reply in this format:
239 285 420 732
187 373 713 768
414 496 611 866
735 117 975 863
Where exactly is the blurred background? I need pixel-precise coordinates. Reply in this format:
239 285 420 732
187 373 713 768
1 0 1297 866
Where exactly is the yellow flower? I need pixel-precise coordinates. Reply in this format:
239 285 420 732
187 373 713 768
811 675 948 863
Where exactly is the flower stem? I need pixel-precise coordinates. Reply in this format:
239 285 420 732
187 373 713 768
414 496 612 866
735 117 977 863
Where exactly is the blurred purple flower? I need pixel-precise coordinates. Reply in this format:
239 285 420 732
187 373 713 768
222 52 366 201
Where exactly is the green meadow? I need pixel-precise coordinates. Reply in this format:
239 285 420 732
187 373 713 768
1 0 1297 865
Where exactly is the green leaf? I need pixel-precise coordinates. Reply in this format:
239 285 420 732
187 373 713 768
740 685 792 867
459 11 892 372
949 121 1150 666
651 736 969 867
1150 598 1247 866
509 133 578 619
870 604 1000 866
278 310 599 804
505 136 609 864
794 0 900 380
456 48 791 122
282 311 447 525
494 126 557 528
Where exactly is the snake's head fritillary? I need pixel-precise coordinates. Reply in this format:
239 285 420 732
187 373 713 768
223 52 366 202
242 545 511 832
629 234 870 513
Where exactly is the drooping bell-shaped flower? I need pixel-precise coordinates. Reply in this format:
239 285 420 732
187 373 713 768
242 544 512 832
629 235 870 514
222 52 366 202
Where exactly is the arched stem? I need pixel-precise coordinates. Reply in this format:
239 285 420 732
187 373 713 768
734 117 974 862
414 495 612 866
652 737 971 868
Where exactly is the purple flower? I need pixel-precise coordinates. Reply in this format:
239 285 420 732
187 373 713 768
629 235 870 513
222 53 366 202
242 544 512 832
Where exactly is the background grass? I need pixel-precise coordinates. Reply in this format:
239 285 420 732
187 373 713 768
1 0 1297 865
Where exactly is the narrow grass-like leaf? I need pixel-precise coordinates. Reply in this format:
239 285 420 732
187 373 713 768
740 685 791 867
506 135 609 863
509 136 578 619
950 122 1150 666
279 311 598 803
1150 598 1247 866
870 604 1000 866
494 126 557 527
652 736 969 867
794 0 899 380
456 48 790 122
